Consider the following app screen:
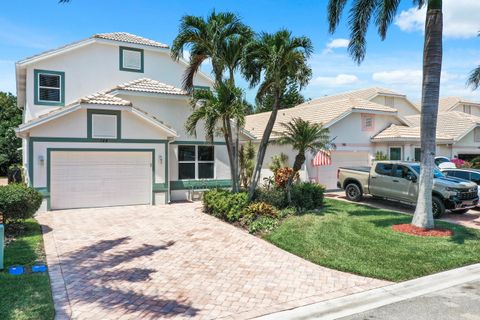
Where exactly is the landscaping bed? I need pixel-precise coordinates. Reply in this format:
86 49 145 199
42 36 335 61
1 219 53 320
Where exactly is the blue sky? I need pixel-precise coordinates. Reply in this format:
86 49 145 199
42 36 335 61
1 0 479 103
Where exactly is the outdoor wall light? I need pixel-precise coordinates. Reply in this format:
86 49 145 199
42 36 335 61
158 155 163 164
38 155 45 165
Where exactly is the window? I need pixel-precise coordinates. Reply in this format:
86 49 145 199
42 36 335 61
393 165 416 180
389 147 402 160
471 172 480 184
463 105 472 114
34 69 65 106
361 114 375 131
119 46 144 72
87 110 121 140
454 171 471 180
414 148 421 162
474 128 480 142
178 145 215 180
385 96 395 107
375 163 393 176
443 170 455 177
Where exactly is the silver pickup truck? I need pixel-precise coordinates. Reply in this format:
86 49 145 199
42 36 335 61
337 161 479 217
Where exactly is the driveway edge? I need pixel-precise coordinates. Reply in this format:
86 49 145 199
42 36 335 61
255 263 480 320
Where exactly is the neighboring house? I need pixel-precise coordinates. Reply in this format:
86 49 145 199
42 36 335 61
245 88 480 190
438 97 480 116
15 32 233 210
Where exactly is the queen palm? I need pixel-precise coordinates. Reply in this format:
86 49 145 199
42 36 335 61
328 0 443 229
275 118 334 202
242 30 313 199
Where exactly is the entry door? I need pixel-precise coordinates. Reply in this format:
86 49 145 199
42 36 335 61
50 151 152 210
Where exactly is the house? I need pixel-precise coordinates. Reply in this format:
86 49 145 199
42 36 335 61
15 32 233 211
438 97 480 116
245 88 480 189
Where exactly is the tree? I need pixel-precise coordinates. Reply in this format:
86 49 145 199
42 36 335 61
275 118 334 202
172 11 252 192
467 32 479 90
239 141 256 188
328 0 443 229
0 93 22 176
242 30 313 199
255 83 306 113
185 82 246 186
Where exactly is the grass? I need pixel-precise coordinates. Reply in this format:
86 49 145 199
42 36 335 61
265 198 480 282
0 219 54 320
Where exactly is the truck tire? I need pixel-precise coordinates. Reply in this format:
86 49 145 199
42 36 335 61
432 196 446 218
345 183 363 202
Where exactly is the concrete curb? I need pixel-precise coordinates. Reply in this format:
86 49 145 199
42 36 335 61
255 263 480 320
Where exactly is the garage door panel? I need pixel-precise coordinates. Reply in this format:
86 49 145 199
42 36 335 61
50 151 152 210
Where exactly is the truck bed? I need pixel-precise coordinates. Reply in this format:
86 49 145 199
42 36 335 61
339 166 371 173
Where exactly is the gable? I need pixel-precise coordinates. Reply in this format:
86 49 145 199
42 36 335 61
370 95 419 117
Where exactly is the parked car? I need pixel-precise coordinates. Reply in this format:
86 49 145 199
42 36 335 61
441 168 480 200
337 161 479 217
435 156 456 169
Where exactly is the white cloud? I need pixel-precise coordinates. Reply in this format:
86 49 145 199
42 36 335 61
313 74 360 86
323 38 350 53
395 0 480 38
372 69 423 85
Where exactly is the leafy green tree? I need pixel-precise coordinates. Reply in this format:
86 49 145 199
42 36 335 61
328 0 443 229
242 30 313 199
275 118 334 202
239 141 256 188
0 93 22 176
255 83 306 113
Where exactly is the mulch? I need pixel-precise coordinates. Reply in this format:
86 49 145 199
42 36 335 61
392 223 453 237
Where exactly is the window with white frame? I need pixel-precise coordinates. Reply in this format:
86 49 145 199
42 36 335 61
361 114 375 131
463 105 472 114
92 114 118 139
178 145 214 180
35 70 64 105
120 47 144 72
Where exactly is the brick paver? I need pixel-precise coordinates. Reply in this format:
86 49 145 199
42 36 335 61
37 203 390 320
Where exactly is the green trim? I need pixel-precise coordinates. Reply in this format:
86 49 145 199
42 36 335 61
193 85 211 91
34 69 65 106
153 183 168 192
171 140 226 145
46 148 156 208
34 187 50 198
119 46 144 73
87 109 122 140
170 179 232 190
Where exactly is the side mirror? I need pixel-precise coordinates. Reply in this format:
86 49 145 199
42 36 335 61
406 175 417 182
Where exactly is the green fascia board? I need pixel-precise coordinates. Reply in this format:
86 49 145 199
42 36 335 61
33 69 65 106
87 109 122 140
170 179 232 190
119 46 144 73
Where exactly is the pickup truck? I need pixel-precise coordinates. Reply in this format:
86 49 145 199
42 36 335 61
337 161 479 217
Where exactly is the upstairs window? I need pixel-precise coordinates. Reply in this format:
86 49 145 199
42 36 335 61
463 105 472 114
119 46 144 72
361 114 375 131
385 96 395 107
34 70 65 106
474 128 480 142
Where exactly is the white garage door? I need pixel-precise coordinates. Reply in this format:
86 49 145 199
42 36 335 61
314 151 370 190
50 151 152 210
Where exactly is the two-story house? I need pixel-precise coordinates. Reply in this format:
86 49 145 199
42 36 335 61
15 32 232 210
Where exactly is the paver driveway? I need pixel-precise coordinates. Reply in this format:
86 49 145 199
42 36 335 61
37 202 390 320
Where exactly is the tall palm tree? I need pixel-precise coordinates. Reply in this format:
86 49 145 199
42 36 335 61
242 30 313 199
185 82 246 188
467 33 479 90
328 0 443 229
275 118 334 202
172 11 252 192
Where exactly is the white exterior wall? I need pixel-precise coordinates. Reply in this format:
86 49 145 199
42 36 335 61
452 104 480 117
371 96 419 117
24 42 212 121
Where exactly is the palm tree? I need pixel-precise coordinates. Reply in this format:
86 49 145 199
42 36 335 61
185 82 246 189
467 33 479 90
327 0 443 229
275 118 334 202
172 11 252 192
242 30 313 199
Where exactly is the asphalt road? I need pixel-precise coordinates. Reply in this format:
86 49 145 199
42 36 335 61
339 280 480 320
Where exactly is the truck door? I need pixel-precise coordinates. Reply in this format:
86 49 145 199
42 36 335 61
369 163 394 197
392 164 418 202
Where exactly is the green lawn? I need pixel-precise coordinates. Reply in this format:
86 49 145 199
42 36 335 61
0 220 54 320
265 199 480 282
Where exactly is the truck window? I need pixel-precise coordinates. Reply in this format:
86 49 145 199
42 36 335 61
471 172 480 184
393 165 414 179
454 171 470 180
375 163 393 176
443 170 455 177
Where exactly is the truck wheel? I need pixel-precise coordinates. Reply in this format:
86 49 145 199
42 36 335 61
345 183 363 202
432 196 446 218
452 209 469 214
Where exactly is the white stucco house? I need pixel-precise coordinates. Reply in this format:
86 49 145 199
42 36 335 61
245 88 480 190
15 32 233 210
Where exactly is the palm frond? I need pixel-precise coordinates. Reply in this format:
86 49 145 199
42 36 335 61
375 0 401 39
327 0 349 33
467 65 480 90
348 0 377 64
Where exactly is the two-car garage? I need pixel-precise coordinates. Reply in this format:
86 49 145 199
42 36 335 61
49 151 153 210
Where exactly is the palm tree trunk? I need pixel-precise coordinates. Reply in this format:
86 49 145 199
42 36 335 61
412 0 443 229
223 117 238 193
248 92 280 199
286 152 305 203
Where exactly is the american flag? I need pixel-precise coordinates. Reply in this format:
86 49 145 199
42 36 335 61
312 150 332 166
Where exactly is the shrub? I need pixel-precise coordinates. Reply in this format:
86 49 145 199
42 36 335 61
240 202 278 226
248 216 279 234
254 187 288 209
7 164 23 184
290 182 325 211
0 184 42 224
278 207 296 218
274 167 294 189
202 189 249 222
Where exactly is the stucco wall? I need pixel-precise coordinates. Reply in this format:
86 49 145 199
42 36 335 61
24 41 212 121
371 96 419 117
